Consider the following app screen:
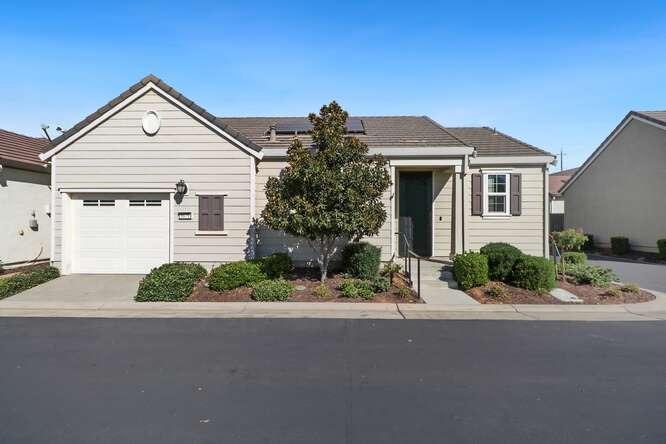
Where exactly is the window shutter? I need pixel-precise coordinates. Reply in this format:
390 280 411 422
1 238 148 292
510 174 522 216
199 196 210 231
471 174 482 216
211 196 224 231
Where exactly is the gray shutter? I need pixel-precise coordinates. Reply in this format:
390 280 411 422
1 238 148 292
471 174 482 216
510 174 522 216
211 196 224 230
199 196 210 231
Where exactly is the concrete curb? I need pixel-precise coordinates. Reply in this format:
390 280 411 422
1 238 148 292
1 290 665 321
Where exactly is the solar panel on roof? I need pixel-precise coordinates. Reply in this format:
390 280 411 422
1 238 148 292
273 118 365 135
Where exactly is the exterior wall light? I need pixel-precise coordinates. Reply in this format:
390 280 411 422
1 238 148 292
176 179 188 195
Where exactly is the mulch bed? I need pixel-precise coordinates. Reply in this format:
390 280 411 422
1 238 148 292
187 268 422 303
467 280 655 305
0 262 49 277
557 280 655 305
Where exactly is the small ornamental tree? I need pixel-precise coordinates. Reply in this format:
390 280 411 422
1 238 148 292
261 102 391 281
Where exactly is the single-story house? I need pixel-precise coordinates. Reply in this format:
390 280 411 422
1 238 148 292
0 129 51 268
39 75 555 274
548 167 578 231
562 111 666 252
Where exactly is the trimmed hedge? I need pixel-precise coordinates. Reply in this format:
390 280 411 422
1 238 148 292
657 239 666 260
452 252 489 291
342 242 381 280
511 255 555 292
611 237 630 255
257 252 294 279
135 263 206 302
251 279 294 301
479 242 523 281
562 251 587 266
209 261 266 291
566 264 616 288
0 266 60 300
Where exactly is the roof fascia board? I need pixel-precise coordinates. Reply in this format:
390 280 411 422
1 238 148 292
261 146 474 159
469 155 555 166
40 82 263 161
560 113 666 194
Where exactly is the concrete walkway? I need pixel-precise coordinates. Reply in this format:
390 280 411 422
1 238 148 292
415 260 479 305
1 274 666 321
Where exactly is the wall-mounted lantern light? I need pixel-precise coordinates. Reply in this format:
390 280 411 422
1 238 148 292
175 179 188 195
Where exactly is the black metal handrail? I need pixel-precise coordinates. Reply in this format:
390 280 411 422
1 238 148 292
395 232 421 299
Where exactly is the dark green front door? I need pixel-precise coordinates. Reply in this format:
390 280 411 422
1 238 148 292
399 171 432 257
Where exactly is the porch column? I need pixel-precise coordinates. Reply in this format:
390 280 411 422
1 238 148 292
389 165 396 257
454 164 464 254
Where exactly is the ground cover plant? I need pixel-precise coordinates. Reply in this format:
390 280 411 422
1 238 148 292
0 266 60 300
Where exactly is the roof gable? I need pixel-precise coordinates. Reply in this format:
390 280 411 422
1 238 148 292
40 75 263 161
561 111 666 194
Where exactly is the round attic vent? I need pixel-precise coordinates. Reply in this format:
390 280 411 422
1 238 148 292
142 111 161 136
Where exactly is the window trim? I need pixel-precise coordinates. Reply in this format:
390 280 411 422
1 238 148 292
483 172 511 217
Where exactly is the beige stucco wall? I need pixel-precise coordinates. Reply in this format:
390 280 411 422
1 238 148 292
0 166 51 265
563 119 666 252
52 90 253 270
465 165 546 256
255 160 393 263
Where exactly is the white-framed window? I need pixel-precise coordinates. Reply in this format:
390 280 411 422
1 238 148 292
483 173 510 216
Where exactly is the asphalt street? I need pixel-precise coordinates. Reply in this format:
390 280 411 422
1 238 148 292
1 318 665 443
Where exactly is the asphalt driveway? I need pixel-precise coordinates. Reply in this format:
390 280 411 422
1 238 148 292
588 255 666 292
0 318 665 444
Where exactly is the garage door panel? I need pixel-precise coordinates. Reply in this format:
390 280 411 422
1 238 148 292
71 194 170 274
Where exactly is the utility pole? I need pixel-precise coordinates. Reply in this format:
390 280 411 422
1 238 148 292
559 148 566 172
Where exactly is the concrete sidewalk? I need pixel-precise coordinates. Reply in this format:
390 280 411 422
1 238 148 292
1 291 665 321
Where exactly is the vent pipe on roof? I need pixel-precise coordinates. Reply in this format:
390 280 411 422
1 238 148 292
269 124 277 142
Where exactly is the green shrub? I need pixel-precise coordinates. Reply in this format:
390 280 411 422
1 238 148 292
566 264 616 288
313 284 331 298
0 266 60 300
342 242 381 280
380 262 401 277
397 286 412 299
620 283 640 294
340 279 374 300
657 239 666 260
257 252 294 279
610 237 630 255
562 252 587 266
251 279 293 301
135 263 206 302
452 252 489 291
551 228 588 252
208 261 266 291
479 242 523 281
583 234 595 251
371 276 391 293
511 255 555 291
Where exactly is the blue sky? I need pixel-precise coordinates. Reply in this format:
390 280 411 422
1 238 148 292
2 0 666 169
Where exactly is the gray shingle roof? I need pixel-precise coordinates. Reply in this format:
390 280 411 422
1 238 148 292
217 116 467 149
0 129 50 172
633 111 666 126
445 127 552 156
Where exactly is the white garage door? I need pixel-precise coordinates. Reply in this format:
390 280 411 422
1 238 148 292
71 193 170 274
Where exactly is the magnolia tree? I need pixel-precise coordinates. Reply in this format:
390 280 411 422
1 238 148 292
261 102 391 281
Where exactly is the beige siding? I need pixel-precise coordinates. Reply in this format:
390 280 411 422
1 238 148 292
52 90 253 269
564 119 666 252
465 165 545 256
432 168 454 256
255 160 393 262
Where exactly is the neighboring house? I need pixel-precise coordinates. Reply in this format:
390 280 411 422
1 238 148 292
548 167 578 231
0 129 51 268
562 111 666 253
39 75 555 274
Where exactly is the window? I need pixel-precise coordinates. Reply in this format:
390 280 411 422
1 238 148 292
130 199 162 207
484 173 509 215
83 199 115 207
198 195 224 231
